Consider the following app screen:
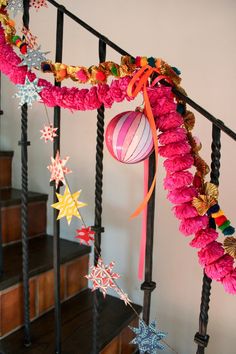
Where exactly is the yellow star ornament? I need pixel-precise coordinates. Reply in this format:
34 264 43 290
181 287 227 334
51 185 87 225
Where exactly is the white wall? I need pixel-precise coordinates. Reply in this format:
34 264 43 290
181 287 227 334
1 1 236 353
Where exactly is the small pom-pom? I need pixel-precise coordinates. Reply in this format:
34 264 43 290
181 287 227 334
193 174 203 189
20 43 27 54
205 254 234 280
223 226 235 236
16 39 22 47
135 56 141 66
111 66 118 76
222 269 236 294
76 69 88 83
190 228 218 248
172 66 181 75
148 57 156 67
95 71 106 81
215 215 227 227
219 220 231 231
198 241 224 266
207 204 220 215
179 215 209 236
164 171 193 191
177 103 185 115
173 202 198 220
12 35 20 44
140 57 148 66
42 63 52 72
167 186 197 204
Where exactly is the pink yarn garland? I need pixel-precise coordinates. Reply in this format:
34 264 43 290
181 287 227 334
1 25 236 294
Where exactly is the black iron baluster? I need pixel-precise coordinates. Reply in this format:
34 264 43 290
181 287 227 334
141 153 157 324
194 124 221 354
19 0 31 347
53 6 64 354
92 38 106 354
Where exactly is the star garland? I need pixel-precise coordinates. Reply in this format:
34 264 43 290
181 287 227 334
15 76 42 106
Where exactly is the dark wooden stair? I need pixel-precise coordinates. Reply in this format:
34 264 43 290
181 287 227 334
0 188 48 244
0 152 14 190
0 289 141 354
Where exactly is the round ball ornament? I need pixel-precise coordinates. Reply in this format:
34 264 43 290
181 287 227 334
105 110 154 164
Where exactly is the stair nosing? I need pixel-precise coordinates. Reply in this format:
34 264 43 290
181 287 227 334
0 188 48 207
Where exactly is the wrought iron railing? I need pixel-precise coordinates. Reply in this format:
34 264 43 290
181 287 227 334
0 0 236 353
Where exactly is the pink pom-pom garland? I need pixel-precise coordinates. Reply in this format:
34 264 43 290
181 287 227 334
0 23 235 295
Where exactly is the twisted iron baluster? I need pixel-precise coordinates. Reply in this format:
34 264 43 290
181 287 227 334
195 124 221 353
20 102 31 346
19 0 31 347
53 6 64 354
92 38 106 354
141 152 157 324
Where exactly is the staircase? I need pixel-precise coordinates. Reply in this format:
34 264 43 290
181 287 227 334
0 151 141 353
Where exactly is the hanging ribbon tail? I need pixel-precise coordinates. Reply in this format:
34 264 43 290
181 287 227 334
138 158 149 280
127 65 173 219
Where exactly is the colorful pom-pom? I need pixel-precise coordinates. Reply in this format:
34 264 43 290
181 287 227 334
76 69 88 83
12 35 21 44
111 66 118 76
215 215 228 227
140 57 148 67
211 209 224 218
223 226 235 236
207 204 220 215
20 43 27 54
42 63 52 72
172 66 181 75
219 220 231 231
96 71 106 81
135 56 141 67
148 56 156 67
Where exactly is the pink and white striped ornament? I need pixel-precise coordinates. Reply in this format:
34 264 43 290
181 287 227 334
105 110 154 164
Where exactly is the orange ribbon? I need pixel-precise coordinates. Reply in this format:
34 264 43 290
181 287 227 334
127 65 173 218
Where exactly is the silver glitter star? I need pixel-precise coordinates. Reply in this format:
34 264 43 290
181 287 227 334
129 320 167 354
19 46 49 70
6 0 23 17
15 77 43 107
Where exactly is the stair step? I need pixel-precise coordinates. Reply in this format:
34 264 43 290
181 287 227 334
0 235 91 337
0 151 14 189
0 188 48 244
0 289 141 354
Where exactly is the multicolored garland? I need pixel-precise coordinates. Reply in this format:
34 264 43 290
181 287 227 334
1 1 236 352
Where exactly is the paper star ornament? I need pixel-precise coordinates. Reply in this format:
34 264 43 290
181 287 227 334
40 124 58 143
6 0 23 17
86 258 120 297
30 0 48 10
47 151 72 189
129 320 167 354
75 226 95 245
15 77 42 107
22 26 38 49
51 185 87 225
19 46 49 70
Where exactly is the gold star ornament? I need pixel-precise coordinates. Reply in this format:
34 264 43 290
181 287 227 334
51 184 87 225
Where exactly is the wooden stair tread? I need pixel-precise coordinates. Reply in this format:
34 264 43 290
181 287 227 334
0 235 90 291
0 151 14 157
0 188 48 207
0 289 141 354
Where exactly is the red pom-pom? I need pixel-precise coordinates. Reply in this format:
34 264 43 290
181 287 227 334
215 215 227 226
20 43 27 54
96 71 106 81
135 56 141 66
